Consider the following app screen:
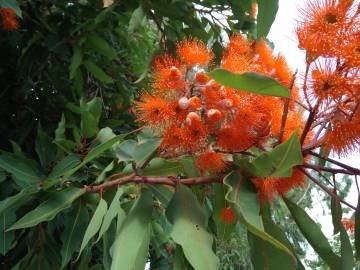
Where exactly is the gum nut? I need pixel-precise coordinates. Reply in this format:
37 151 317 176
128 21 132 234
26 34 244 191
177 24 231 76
195 69 207 83
219 99 233 108
178 97 190 109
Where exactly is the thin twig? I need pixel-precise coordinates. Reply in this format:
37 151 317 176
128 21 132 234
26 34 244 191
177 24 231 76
278 71 297 144
85 174 224 193
299 167 358 211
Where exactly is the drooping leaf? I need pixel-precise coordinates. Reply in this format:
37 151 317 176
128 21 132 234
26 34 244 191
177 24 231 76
122 158 184 176
95 161 114 184
8 188 85 230
86 35 117 60
224 171 296 261
248 204 303 270
69 45 83 79
60 202 89 268
257 0 279 38
78 198 108 259
96 188 123 242
0 209 16 255
133 136 161 167
49 155 81 179
284 197 342 270
330 197 353 269
0 153 46 187
84 60 113 84
207 69 290 98
248 131 303 177
80 98 102 138
0 187 37 215
35 125 57 168
166 184 219 270
110 189 153 270
128 6 145 32
116 139 137 162
356 196 360 260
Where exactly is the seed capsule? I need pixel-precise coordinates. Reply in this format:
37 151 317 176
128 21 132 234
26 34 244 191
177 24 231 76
219 99 233 109
194 69 209 84
189 96 202 110
206 80 221 91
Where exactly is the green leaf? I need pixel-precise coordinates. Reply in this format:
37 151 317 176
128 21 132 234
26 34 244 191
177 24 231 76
0 153 45 187
249 131 303 177
116 139 137 162
111 189 153 270
128 6 145 32
0 209 16 255
84 60 113 84
96 188 123 242
122 158 184 176
166 184 219 270
356 196 360 260
35 125 56 168
0 0 22 17
69 45 83 79
49 155 81 179
0 187 36 215
284 197 342 270
87 35 117 60
8 188 85 231
80 98 102 138
330 197 353 269
248 204 303 270
78 198 108 259
133 137 161 167
257 0 279 38
62 132 128 181
224 171 296 261
60 203 89 268
0 170 5 183
95 161 114 184
207 69 290 98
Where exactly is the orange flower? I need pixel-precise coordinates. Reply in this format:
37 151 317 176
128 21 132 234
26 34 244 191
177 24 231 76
342 218 355 233
134 93 172 127
324 117 360 156
1 7 16 18
224 34 251 56
160 126 187 155
255 39 276 72
296 0 351 57
195 151 227 174
183 120 208 152
309 61 351 102
176 39 213 67
216 126 255 152
219 207 236 224
253 168 306 202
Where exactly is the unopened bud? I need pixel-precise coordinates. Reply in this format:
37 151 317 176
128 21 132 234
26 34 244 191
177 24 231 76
206 109 222 123
185 112 201 125
178 97 190 109
169 66 181 81
206 80 221 91
219 99 233 108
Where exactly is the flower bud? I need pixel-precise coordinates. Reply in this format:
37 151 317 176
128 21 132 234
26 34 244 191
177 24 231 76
206 109 222 123
178 97 190 109
185 112 201 125
169 66 182 81
218 99 233 109
206 80 221 91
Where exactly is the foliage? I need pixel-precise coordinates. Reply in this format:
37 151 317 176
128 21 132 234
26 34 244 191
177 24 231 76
0 0 359 270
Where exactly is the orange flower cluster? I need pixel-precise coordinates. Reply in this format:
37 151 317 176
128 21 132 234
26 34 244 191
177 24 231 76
1 7 18 31
135 36 307 200
342 218 355 233
296 0 360 156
